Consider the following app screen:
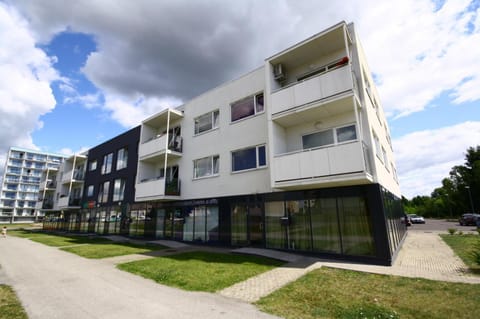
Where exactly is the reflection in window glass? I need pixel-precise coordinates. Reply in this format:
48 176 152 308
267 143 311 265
116 148 128 170
231 204 248 245
286 200 311 251
302 130 334 149
265 201 286 249
113 179 125 201
193 155 219 179
101 153 113 174
255 93 264 113
232 145 267 172
310 198 341 253
195 110 219 135
338 196 375 256
206 206 219 241
336 125 357 143
231 93 264 122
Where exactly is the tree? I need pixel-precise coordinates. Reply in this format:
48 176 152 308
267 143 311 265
403 145 480 218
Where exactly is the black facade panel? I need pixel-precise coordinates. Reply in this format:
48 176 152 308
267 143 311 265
82 126 140 207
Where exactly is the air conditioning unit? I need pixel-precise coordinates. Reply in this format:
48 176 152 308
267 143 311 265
273 63 285 81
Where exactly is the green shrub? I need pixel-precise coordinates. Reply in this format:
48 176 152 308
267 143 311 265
448 228 457 235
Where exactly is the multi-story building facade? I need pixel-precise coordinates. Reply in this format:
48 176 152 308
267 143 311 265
43 22 406 265
0 147 66 222
43 127 141 234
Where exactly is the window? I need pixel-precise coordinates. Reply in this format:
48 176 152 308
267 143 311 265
303 130 334 149
193 155 219 179
97 181 110 203
113 179 125 202
231 92 264 122
382 147 389 170
116 148 128 170
101 153 113 175
89 160 97 171
373 132 382 161
194 110 219 135
336 125 357 143
87 185 94 197
302 125 357 149
232 145 267 172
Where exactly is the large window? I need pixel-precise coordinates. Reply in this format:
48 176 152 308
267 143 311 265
302 124 357 149
97 181 110 203
230 92 264 122
231 145 266 172
113 179 125 201
193 155 219 179
101 153 113 175
116 148 128 170
194 110 219 135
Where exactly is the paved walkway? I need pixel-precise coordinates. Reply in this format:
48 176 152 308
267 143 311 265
1 229 479 317
0 236 280 319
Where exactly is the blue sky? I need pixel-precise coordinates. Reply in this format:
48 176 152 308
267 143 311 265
1 0 479 199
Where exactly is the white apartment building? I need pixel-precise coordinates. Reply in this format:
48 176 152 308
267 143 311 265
0 147 66 222
44 22 405 265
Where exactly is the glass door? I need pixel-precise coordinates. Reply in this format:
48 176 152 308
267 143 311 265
248 205 263 247
231 203 264 247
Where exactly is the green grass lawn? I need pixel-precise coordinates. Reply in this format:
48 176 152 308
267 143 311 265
9 230 166 258
256 267 480 319
9 230 111 247
61 242 165 259
118 251 284 292
441 234 480 274
0 285 28 319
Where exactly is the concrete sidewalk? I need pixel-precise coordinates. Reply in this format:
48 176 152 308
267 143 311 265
219 230 480 302
0 236 280 319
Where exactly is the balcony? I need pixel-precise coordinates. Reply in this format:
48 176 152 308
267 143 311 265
271 65 353 119
135 178 181 201
139 134 182 162
58 195 82 208
272 141 372 189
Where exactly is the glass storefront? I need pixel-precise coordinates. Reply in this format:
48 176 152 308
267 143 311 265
44 184 404 265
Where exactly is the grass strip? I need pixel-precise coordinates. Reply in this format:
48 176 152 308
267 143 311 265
440 234 480 274
62 242 164 259
256 267 480 319
118 251 283 292
0 285 28 319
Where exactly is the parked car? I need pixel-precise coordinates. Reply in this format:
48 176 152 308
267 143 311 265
408 214 425 224
459 213 480 226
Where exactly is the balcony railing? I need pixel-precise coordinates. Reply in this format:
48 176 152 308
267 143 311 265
139 135 182 160
271 65 353 116
136 177 181 200
273 141 365 184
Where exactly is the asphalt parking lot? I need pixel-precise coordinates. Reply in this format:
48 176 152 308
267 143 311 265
408 218 478 233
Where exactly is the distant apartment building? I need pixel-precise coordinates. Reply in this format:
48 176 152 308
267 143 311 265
0 147 66 222
43 22 405 265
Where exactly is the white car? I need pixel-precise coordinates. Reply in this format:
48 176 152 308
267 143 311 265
409 214 425 224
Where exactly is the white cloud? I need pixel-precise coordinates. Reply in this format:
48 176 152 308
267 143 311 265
393 121 480 198
103 94 182 128
3 0 480 200
0 3 59 176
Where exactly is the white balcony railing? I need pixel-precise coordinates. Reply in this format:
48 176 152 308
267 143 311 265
136 178 166 200
139 134 168 159
271 66 353 115
273 141 364 183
